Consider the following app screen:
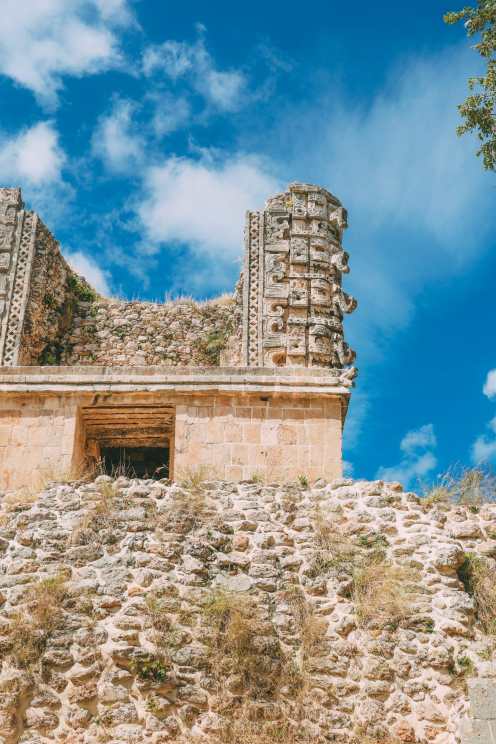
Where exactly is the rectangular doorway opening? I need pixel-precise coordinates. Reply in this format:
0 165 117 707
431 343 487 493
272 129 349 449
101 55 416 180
81 403 175 480
100 446 169 479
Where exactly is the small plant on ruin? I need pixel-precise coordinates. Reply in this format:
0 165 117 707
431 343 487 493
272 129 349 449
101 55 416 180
178 464 212 492
357 532 389 550
457 552 496 634
143 590 184 651
195 323 233 365
67 273 97 303
129 653 170 683
297 474 309 489
478 644 494 660
251 472 264 484
8 573 68 667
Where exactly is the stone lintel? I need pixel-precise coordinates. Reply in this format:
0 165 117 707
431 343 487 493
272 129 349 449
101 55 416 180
0 365 353 399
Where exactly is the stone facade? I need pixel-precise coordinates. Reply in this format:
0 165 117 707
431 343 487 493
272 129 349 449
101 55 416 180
0 182 357 484
0 183 356 374
0 367 350 490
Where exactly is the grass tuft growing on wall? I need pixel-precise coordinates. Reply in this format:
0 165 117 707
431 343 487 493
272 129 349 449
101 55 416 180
458 553 496 634
8 573 68 667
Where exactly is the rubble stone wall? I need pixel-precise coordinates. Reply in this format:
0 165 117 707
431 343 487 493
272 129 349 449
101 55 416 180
0 476 494 743
58 297 239 368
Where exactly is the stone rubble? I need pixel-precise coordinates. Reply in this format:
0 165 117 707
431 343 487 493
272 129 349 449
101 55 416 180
60 298 237 368
0 476 494 743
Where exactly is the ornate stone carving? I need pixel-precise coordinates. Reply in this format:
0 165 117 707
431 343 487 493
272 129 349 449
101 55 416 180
0 189 34 366
242 183 357 370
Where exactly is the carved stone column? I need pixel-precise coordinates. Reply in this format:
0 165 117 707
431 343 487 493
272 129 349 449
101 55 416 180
0 188 38 366
242 183 357 369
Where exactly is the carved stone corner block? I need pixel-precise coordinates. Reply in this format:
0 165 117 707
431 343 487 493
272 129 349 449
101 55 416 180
241 182 357 374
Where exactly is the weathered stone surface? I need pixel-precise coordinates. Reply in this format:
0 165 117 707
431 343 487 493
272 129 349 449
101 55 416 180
0 473 494 742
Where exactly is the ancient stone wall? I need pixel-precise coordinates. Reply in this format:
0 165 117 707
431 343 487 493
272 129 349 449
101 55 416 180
0 188 98 366
58 297 238 367
0 475 494 742
0 183 356 372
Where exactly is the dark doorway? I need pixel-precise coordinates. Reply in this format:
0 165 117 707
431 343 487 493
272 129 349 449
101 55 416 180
101 446 169 479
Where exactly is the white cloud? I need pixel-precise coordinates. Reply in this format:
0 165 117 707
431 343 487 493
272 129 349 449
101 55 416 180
400 423 437 455
138 152 280 258
258 44 494 361
472 418 496 465
150 95 191 137
92 98 145 173
143 30 247 112
483 369 496 399
376 424 438 487
471 371 496 464
65 250 111 295
0 122 65 185
0 0 134 108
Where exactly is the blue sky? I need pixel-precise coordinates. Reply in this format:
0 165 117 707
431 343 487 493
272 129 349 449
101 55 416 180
1 0 495 487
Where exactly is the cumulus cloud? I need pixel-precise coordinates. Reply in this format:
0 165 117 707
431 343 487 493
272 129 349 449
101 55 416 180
138 152 280 256
65 250 111 295
129 151 280 293
0 0 134 108
471 370 496 465
376 424 438 487
0 122 65 185
143 28 247 112
92 98 145 173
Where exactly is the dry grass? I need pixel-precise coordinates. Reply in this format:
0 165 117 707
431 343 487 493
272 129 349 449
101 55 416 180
212 707 313 744
353 555 418 629
458 553 496 634
2 487 39 513
8 573 68 667
423 465 496 507
308 508 358 577
207 292 235 307
70 480 117 545
177 464 217 492
283 585 327 676
311 507 417 629
202 590 292 702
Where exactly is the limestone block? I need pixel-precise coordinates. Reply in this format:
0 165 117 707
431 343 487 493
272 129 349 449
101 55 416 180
460 717 496 744
469 680 496 720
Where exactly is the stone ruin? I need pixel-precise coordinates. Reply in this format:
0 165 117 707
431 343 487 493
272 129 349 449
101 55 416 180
0 183 357 489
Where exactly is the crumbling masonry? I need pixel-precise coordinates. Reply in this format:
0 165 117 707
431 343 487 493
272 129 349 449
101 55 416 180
0 183 357 489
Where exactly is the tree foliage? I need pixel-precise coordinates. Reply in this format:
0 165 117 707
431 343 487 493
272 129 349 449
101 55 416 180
444 1 496 170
